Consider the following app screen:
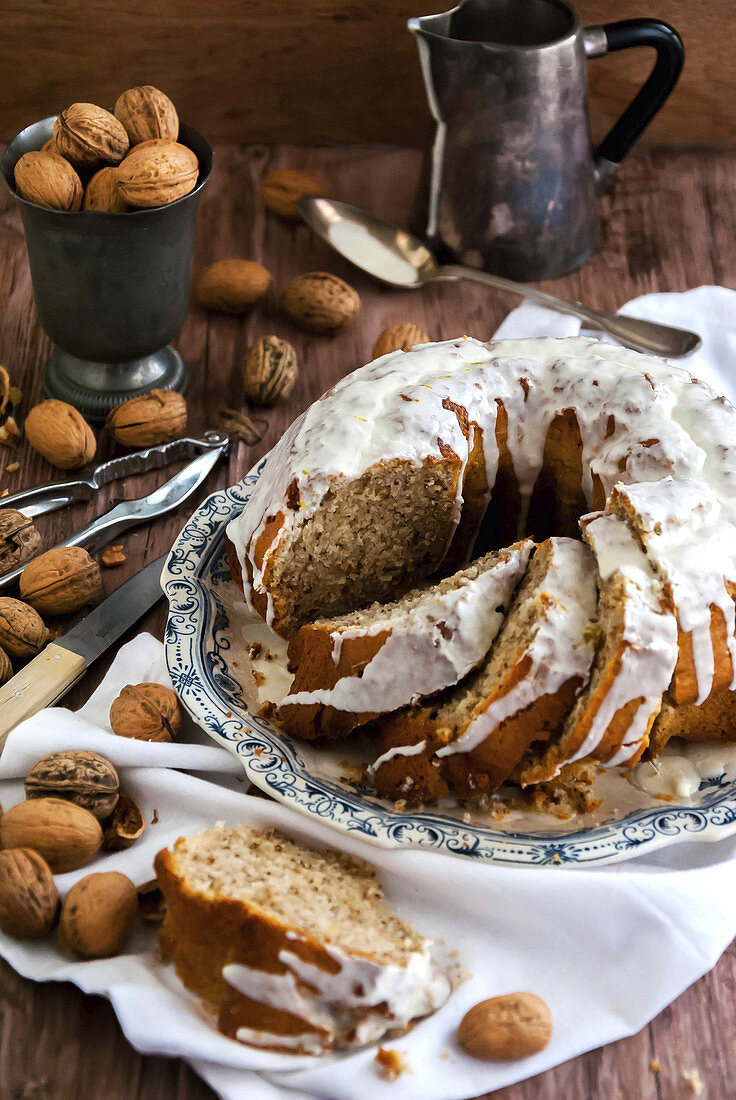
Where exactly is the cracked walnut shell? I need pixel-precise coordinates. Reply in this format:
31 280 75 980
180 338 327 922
106 389 187 447
20 546 102 615
114 85 179 146
244 335 298 406
0 848 60 940
24 399 96 470
103 792 146 850
53 103 130 167
110 683 182 742
282 272 360 334
25 751 119 821
0 598 49 658
0 509 42 576
14 150 83 211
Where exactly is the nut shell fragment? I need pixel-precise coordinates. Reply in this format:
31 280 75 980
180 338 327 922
25 750 119 821
0 509 42 575
103 791 146 850
106 389 187 447
20 546 102 615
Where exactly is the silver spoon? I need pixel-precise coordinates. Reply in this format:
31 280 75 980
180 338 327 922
298 197 701 359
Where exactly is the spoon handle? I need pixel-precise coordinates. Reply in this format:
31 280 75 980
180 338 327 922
436 264 701 358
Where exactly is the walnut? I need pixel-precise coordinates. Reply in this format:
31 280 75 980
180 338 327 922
53 103 130 167
457 993 552 1061
0 646 11 685
109 682 182 741
0 597 49 657
0 848 60 940
217 408 263 446
106 389 187 447
13 150 83 211
118 141 199 208
59 872 137 958
103 792 146 850
261 168 324 220
20 546 102 615
24 399 96 470
372 322 430 359
114 86 179 146
0 798 103 873
83 166 127 212
0 366 20 450
244 335 298 406
25 750 119 821
196 260 271 314
0 509 42 575
282 272 360 334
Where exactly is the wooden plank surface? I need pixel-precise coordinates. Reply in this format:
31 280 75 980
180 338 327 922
1 143 735 1099
1 0 735 147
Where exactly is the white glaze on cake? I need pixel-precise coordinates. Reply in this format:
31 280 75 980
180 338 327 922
222 938 450 1053
368 739 428 778
437 538 598 760
227 336 736 782
282 542 531 715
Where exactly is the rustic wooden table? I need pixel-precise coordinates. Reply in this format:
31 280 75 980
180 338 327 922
0 143 735 1100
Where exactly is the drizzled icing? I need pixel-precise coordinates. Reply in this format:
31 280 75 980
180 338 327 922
282 542 531 715
226 335 736 774
571 512 679 766
437 538 598 760
222 937 450 1053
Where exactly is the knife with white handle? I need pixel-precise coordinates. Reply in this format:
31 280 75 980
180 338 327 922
0 555 167 751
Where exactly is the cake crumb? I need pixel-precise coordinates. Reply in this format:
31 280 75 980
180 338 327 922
683 1068 704 1094
252 669 266 686
5 461 20 474
649 1058 661 1073
247 642 263 660
375 1048 410 1080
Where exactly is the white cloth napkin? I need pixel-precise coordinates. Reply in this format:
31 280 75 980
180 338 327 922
2 287 736 1100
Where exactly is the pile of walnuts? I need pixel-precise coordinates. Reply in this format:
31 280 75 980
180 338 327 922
13 86 199 214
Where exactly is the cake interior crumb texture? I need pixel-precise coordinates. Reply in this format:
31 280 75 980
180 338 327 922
170 825 424 963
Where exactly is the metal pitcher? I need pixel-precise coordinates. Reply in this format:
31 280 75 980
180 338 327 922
410 0 683 280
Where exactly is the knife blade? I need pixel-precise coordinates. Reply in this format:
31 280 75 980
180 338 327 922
0 555 166 751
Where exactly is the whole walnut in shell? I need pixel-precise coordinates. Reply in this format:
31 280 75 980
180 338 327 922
83 166 127 212
244 335 298 406
0 509 42 576
0 598 49 658
59 871 137 958
14 151 83 212
106 389 187 447
53 103 130 167
261 168 324 220
20 546 102 615
196 260 271 314
114 85 179 145
118 141 199 208
373 323 430 359
0 848 60 940
0 646 11 685
25 750 119 821
458 993 552 1061
110 683 182 742
24 399 96 470
282 272 360 334
0 798 102 873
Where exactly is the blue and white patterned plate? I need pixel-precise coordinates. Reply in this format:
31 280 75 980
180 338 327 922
163 456 736 867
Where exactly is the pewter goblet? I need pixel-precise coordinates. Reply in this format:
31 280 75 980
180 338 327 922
0 116 213 421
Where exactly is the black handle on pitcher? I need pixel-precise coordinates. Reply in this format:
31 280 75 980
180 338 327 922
586 19 684 176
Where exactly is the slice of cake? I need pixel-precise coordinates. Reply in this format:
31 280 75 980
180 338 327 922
155 825 450 1054
277 541 532 740
372 537 598 805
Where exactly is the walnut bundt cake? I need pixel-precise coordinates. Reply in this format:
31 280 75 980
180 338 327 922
225 336 736 804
